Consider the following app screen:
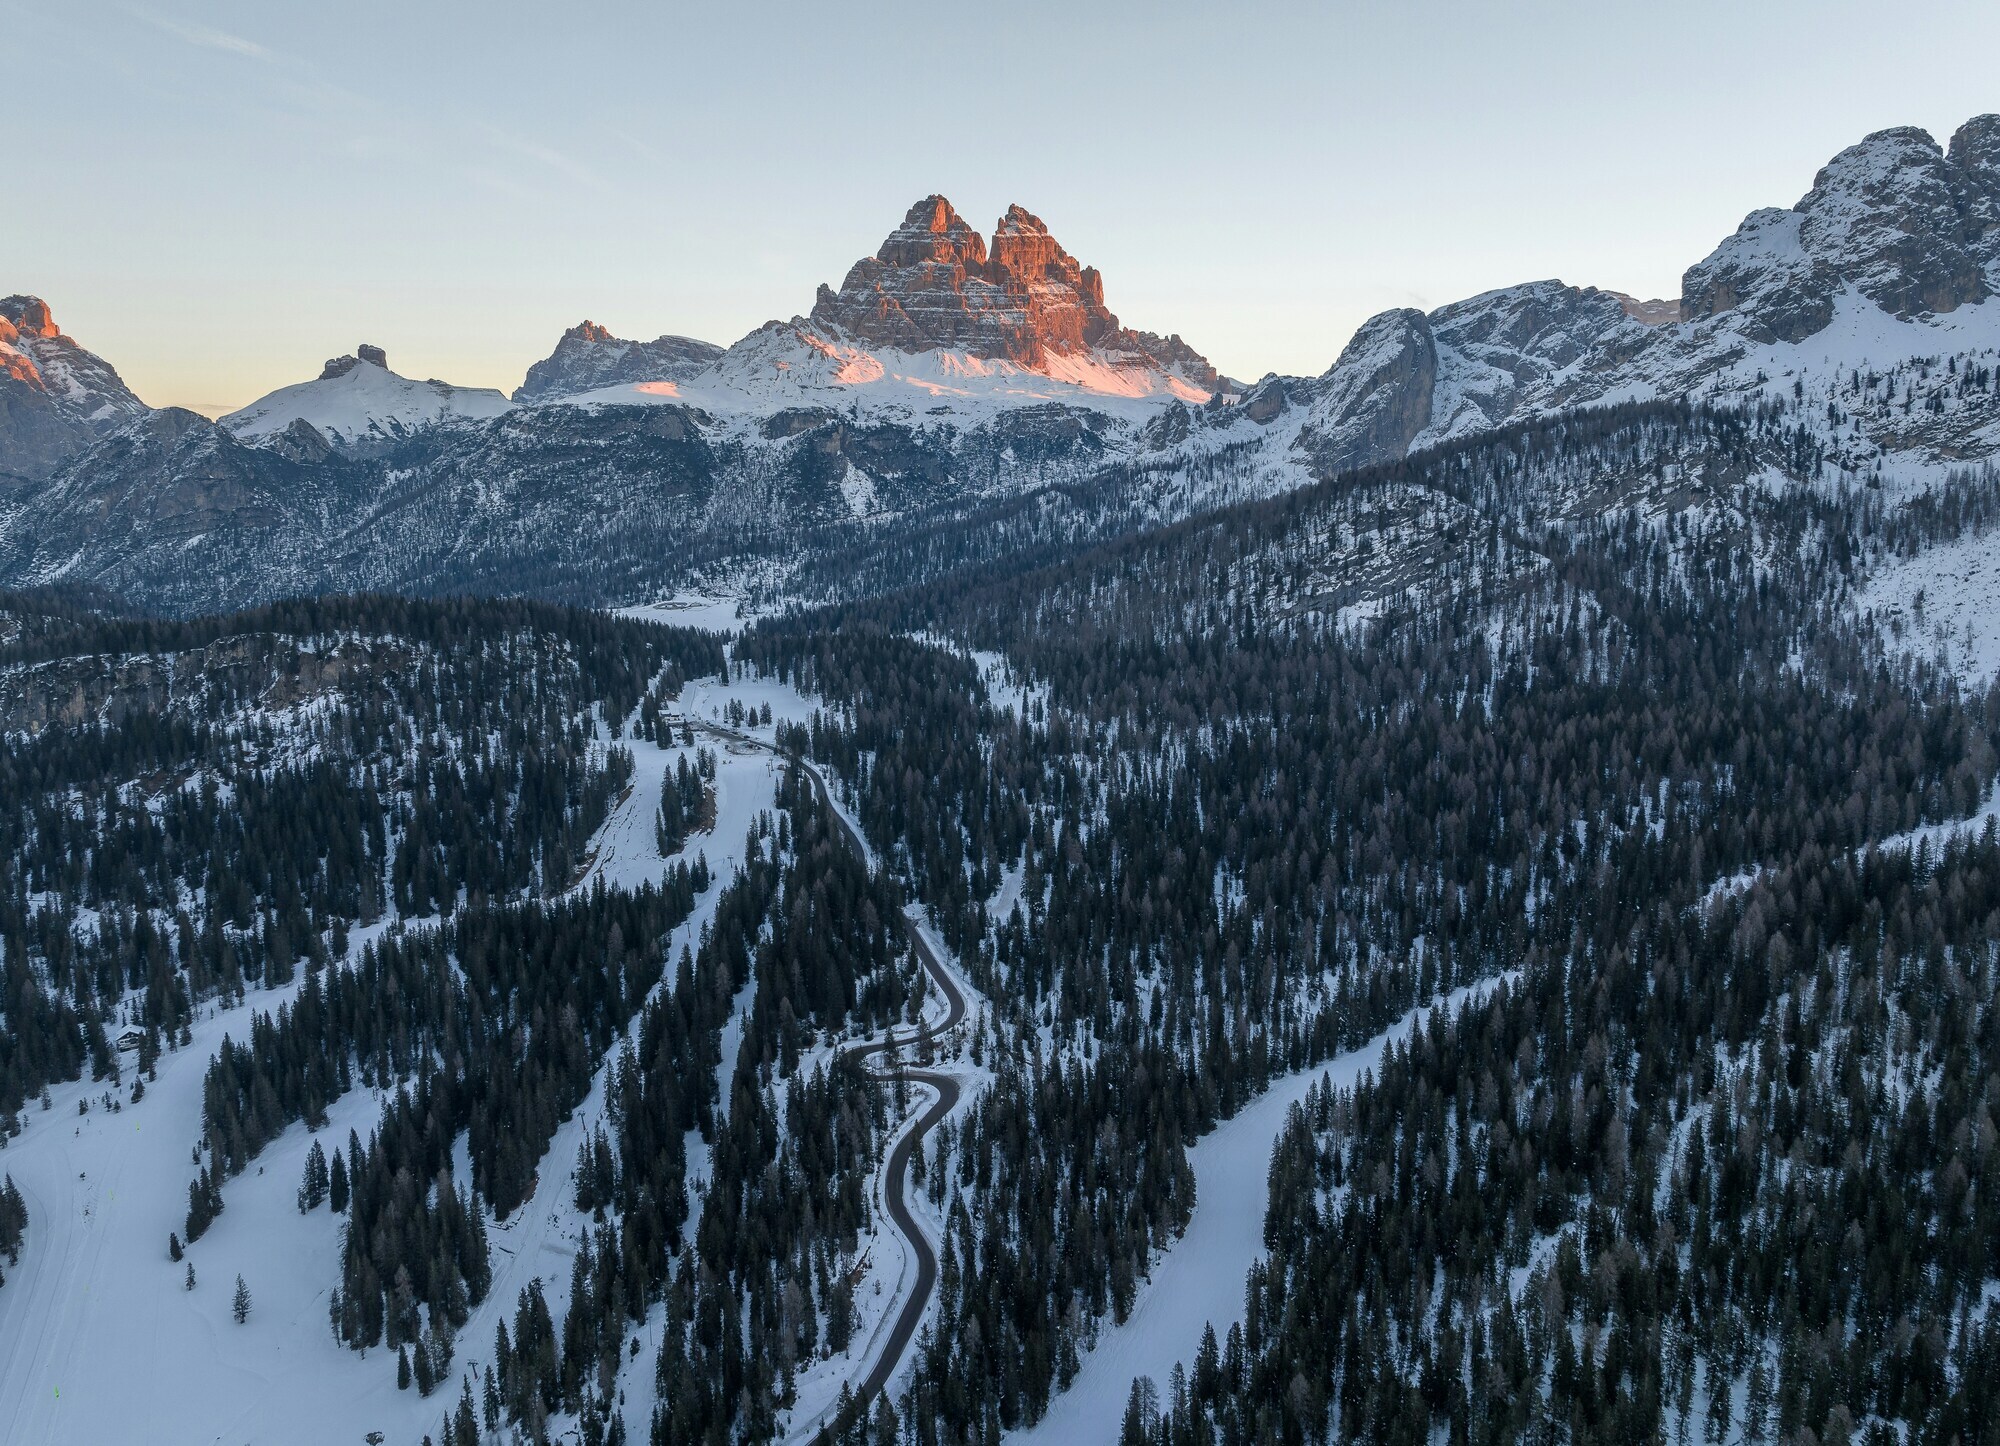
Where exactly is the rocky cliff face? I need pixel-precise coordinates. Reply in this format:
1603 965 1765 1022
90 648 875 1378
1683 121 2000 340
1303 115 2000 475
0 296 149 480
514 321 724 402
11 407 368 545
0 633 404 736
806 196 1217 388
1301 283 1649 472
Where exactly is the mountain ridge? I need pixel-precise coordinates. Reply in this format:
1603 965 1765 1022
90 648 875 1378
1300 113 2000 472
0 296 149 482
12 118 2000 617
513 322 724 403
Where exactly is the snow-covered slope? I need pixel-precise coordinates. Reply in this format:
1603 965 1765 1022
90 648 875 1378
0 742 783 1446
220 345 512 451
1302 114 2000 481
572 322 1210 428
1012 978 1513 1446
0 296 149 480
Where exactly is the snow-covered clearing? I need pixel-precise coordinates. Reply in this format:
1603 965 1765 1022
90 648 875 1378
616 592 765 637
1860 524 2000 685
678 666 825 738
572 720 777 897
967 649 1046 723
1011 974 1516 1446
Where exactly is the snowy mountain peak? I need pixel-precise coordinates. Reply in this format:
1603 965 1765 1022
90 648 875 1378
1683 116 2000 341
223 345 511 451
0 293 150 479
1304 112 2000 477
802 193 1218 392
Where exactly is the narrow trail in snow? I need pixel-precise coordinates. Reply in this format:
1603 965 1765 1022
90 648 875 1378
689 719 968 1444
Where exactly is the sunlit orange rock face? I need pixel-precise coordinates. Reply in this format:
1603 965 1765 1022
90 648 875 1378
0 313 42 388
4 297 61 341
0 295 150 479
810 195 1217 387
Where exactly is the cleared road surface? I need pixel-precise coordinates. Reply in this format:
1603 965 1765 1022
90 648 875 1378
693 722 967 1441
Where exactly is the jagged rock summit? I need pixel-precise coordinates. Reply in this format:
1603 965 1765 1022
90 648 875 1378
552 194 1224 421
1301 114 2000 474
0 295 149 480
513 321 723 402
220 342 512 452
1684 117 2000 341
319 344 390 380
803 195 1218 390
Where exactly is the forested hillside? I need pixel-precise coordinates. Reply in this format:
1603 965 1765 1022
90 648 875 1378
738 400 2000 1446
2 395 1998 1446
0 593 723 1268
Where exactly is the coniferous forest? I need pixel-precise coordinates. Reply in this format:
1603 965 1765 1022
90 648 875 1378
3 401 2000 1446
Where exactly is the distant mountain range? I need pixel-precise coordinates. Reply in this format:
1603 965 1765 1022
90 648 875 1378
6 116 2000 614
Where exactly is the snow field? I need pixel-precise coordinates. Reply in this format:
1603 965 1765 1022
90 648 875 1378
1011 975 1516 1445
614 593 764 637
1859 522 2000 686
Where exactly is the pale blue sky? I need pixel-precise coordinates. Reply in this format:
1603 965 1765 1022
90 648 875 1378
11 0 2000 414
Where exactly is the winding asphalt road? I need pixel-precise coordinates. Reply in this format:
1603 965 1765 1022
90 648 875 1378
692 722 967 1439
827 927 963 1429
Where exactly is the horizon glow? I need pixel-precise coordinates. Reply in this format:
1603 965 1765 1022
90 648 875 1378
10 0 2000 416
